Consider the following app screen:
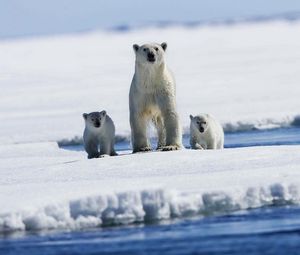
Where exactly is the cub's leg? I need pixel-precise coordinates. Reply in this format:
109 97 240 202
190 137 204 150
110 139 118 156
99 139 112 157
84 139 100 159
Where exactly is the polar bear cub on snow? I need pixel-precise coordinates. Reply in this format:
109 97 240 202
190 114 224 150
129 42 182 153
83 111 117 158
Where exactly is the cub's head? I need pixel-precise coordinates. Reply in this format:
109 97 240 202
190 114 209 133
83 111 107 129
133 42 167 66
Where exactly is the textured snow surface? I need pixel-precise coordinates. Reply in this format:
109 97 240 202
0 21 300 144
0 143 300 232
0 21 300 233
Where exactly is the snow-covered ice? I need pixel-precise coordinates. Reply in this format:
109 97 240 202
0 21 300 233
0 21 300 144
0 142 300 232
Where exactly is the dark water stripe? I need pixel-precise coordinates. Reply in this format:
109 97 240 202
60 127 300 152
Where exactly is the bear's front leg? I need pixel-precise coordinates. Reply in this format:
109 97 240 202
160 108 182 151
99 140 112 157
84 139 100 159
191 141 204 150
196 143 204 150
157 95 182 151
154 116 166 150
130 114 151 153
207 141 217 150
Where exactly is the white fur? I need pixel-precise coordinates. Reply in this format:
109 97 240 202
129 42 182 153
83 111 117 158
190 114 224 150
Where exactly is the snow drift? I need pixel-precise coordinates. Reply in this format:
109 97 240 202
1 184 299 232
0 20 300 233
0 21 300 144
0 142 300 233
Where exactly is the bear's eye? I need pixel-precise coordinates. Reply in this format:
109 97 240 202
143 48 147 52
155 47 159 51
196 121 200 124
203 122 207 125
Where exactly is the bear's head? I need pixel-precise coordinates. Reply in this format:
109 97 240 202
133 42 167 66
190 114 209 133
83 111 107 129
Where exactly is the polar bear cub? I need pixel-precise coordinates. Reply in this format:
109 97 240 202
83 111 117 158
190 114 224 150
129 42 182 153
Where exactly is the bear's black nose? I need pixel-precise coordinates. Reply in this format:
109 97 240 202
147 52 155 62
94 120 100 128
199 127 205 133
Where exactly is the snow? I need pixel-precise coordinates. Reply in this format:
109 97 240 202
0 142 300 232
1 21 300 144
0 21 300 233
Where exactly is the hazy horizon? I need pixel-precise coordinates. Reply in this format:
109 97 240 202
1 0 300 38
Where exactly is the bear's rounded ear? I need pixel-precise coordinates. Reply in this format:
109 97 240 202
133 44 139 52
189 114 193 120
83 113 88 120
161 42 167 51
100 110 107 117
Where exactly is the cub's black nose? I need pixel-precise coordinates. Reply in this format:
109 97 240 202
199 127 205 133
148 52 154 58
147 52 155 62
94 120 100 128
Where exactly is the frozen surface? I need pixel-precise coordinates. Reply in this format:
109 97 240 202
0 21 300 144
0 142 300 232
0 21 300 233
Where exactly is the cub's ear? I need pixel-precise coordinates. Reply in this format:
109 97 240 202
100 110 107 117
161 42 167 51
133 44 139 52
83 113 88 120
189 114 193 120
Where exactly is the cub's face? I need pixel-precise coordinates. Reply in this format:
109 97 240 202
83 111 106 129
133 42 167 66
190 115 208 133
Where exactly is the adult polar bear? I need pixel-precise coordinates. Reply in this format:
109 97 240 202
129 42 182 153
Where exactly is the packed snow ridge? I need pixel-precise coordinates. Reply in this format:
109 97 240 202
1 142 300 233
1 184 299 233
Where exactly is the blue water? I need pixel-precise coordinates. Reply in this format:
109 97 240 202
2 127 300 255
1 206 300 255
62 127 300 152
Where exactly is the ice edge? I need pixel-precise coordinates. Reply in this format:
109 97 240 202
58 116 300 146
1 183 299 233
